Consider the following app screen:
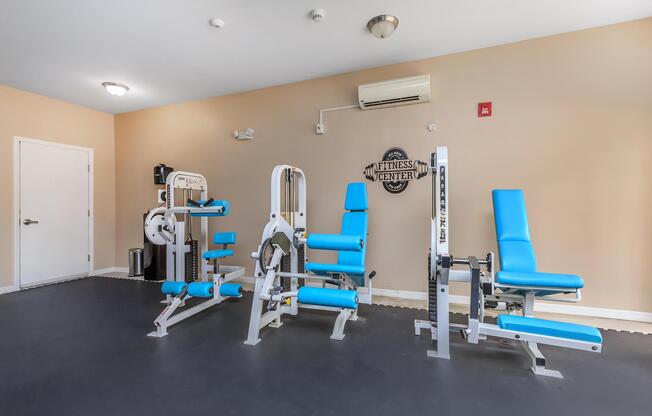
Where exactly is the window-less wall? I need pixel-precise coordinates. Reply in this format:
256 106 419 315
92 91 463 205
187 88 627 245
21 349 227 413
0 85 115 289
114 18 652 312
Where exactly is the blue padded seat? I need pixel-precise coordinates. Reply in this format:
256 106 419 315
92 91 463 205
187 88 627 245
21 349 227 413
492 190 584 290
305 182 368 286
202 249 234 259
203 232 236 259
497 314 602 343
496 271 583 289
305 263 365 277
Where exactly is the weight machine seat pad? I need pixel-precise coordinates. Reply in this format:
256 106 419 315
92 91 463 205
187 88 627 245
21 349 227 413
189 200 231 217
497 314 602 344
297 287 358 309
202 249 234 259
213 232 236 245
305 262 365 278
307 234 363 252
492 189 584 290
187 282 214 298
496 271 584 289
161 281 187 296
219 283 242 297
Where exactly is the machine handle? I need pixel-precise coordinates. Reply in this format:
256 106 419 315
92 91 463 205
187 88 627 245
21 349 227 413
23 219 39 225
187 198 215 208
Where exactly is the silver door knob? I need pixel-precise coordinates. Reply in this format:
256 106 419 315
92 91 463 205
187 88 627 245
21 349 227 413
23 219 39 225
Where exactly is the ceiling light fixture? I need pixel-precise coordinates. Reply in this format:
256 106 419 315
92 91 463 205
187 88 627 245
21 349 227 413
367 14 399 39
209 17 225 28
310 9 326 22
102 82 129 97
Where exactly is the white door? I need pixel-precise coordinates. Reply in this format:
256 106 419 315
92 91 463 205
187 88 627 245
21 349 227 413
18 139 91 288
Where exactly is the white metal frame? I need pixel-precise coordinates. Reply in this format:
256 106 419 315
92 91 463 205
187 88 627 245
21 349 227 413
414 146 602 378
145 170 245 337
12 136 94 291
148 265 245 337
245 165 366 345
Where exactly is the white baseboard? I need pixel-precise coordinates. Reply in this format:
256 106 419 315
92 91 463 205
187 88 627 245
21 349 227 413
371 288 652 323
93 267 128 275
371 287 427 300
0 285 17 295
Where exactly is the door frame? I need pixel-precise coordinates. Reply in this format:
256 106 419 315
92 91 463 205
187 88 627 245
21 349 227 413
13 136 94 290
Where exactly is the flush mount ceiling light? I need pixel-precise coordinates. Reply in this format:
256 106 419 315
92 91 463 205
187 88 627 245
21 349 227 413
367 14 399 39
102 82 129 96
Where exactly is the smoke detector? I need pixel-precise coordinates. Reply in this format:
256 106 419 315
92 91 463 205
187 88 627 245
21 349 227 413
310 9 326 22
209 17 225 28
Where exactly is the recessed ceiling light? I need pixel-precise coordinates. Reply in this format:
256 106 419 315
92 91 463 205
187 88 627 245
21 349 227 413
102 82 129 97
367 14 399 39
209 17 225 28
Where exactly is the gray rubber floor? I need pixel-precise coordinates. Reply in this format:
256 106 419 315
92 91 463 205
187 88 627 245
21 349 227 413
1 277 650 416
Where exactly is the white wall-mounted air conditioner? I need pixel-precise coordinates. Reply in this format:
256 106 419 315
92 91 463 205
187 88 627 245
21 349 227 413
358 75 431 110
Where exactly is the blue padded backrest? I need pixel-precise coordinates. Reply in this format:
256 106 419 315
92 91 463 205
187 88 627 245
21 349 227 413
214 232 236 245
492 190 537 272
337 212 368 283
338 183 369 285
345 183 368 211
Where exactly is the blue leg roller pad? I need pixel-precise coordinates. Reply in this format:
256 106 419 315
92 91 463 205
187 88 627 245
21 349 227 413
219 283 242 297
297 287 358 309
161 281 187 296
187 282 214 298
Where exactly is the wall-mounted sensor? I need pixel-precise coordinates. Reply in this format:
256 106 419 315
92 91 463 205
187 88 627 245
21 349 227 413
233 128 254 140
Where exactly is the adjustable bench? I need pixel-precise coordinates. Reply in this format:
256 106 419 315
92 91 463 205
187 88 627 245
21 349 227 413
487 189 603 377
492 189 584 302
413 146 602 378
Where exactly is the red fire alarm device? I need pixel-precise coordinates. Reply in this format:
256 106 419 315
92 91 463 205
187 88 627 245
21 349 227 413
478 102 492 117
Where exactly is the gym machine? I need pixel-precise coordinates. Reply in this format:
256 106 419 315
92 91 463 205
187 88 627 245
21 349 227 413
144 171 245 337
414 146 602 378
245 165 374 345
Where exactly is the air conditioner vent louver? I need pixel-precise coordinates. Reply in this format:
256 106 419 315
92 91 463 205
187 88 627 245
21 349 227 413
358 75 430 110
361 95 421 108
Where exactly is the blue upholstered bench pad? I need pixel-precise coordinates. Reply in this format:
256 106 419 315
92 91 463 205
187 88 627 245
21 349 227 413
497 314 602 343
202 249 234 259
305 262 365 276
496 271 584 289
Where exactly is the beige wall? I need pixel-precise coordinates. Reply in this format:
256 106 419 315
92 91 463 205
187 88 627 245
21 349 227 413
115 18 652 312
0 85 115 287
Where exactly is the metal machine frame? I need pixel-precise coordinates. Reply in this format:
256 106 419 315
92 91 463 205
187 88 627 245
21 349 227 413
244 165 369 345
414 147 601 378
144 171 244 337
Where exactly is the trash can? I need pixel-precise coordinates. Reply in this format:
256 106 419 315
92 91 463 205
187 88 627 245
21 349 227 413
128 248 144 277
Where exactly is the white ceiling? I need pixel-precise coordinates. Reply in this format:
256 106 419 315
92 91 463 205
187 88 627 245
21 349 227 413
1 0 650 114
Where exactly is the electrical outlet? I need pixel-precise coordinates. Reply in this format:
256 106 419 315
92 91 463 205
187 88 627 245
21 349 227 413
315 123 325 135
